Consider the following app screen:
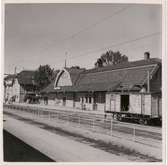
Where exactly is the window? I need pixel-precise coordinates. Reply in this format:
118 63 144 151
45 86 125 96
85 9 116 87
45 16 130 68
89 97 92 103
94 92 105 103
86 97 88 103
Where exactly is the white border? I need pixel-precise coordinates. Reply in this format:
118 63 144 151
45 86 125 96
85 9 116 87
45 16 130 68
0 1 165 165
2 0 163 4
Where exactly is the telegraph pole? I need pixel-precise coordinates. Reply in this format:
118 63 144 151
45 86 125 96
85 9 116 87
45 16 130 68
65 52 68 68
14 66 17 74
147 70 150 93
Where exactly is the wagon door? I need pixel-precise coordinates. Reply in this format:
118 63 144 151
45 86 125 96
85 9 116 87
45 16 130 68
141 94 145 114
151 95 159 118
110 95 116 111
143 94 151 116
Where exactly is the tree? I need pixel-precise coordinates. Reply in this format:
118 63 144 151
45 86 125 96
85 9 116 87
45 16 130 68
34 65 54 90
70 66 81 69
95 50 128 68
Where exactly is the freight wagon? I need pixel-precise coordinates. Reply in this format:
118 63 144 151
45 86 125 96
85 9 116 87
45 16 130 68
105 93 162 125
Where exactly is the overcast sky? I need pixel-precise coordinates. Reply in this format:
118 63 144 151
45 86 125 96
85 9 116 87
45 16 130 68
5 3 162 74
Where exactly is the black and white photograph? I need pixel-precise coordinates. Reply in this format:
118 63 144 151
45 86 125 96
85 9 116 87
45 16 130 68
2 0 164 163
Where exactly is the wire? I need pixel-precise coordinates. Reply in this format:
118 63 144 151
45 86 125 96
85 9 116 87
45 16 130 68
57 31 161 62
61 6 130 42
41 5 131 53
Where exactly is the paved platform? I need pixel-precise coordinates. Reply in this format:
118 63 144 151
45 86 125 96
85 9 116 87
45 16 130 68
4 115 133 162
4 107 162 161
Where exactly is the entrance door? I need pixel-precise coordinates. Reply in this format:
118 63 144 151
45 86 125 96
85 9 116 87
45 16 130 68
121 95 129 111
63 97 66 106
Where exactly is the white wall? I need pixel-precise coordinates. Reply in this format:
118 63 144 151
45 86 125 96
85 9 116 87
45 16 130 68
85 103 93 111
48 99 55 105
144 95 151 115
54 99 63 106
75 101 82 109
5 79 21 103
115 95 120 112
105 94 111 111
13 79 21 102
97 103 105 111
57 71 72 87
129 94 141 114
66 100 74 107
105 93 120 112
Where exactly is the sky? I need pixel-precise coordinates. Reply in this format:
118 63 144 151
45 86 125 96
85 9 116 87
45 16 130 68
4 3 162 74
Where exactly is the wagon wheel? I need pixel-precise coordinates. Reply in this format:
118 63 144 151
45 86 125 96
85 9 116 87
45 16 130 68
116 114 122 121
139 118 148 125
113 114 116 120
143 119 148 125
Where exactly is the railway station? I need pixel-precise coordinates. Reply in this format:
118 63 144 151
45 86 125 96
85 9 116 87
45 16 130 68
4 53 162 125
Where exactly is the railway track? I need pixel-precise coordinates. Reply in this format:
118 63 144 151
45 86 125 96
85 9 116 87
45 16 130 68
3 104 162 143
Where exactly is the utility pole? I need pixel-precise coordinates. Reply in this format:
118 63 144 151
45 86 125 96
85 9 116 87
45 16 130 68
14 66 17 74
147 70 150 93
65 52 68 68
65 59 67 68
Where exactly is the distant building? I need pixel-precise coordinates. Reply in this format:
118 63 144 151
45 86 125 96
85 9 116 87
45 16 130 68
4 74 19 103
41 55 161 121
4 70 37 103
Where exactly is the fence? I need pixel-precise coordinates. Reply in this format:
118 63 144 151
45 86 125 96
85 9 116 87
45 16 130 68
3 104 162 147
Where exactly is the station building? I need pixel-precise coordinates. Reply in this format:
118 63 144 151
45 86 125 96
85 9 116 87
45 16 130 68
41 55 162 118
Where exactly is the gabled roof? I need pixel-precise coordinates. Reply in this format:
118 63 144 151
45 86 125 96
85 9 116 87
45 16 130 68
75 65 155 91
73 58 161 92
83 58 161 74
41 58 161 93
17 70 36 85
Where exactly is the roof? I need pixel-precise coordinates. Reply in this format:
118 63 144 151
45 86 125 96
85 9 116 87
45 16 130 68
4 74 17 87
73 58 161 92
83 58 161 74
41 58 161 93
17 70 36 85
41 68 85 93
41 81 55 93
65 67 85 85
4 74 17 81
75 66 155 91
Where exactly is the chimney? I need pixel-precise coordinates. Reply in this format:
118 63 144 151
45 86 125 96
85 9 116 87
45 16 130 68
144 52 150 60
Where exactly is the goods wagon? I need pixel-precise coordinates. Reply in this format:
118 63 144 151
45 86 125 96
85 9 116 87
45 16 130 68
105 93 162 125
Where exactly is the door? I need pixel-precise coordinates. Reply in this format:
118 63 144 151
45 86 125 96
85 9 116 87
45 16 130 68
151 95 159 117
141 94 145 114
121 95 129 111
63 97 66 106
110 95 115 111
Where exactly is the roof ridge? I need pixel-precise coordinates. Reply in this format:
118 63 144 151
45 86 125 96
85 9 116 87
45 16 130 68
83 58 161 74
